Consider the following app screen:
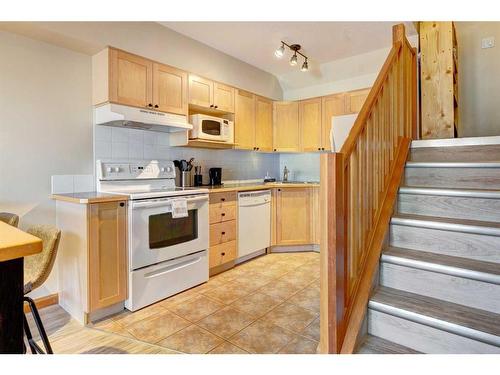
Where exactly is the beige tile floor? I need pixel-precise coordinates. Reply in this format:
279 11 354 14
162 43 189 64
92 251 320 354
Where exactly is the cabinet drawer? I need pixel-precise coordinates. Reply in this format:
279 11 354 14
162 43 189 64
210 220 236 246
209 204 237 224
209 191 237 206
209 240 237 268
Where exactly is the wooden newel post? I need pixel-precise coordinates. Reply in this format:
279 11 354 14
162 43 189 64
392 23 405 45
319 153 346 353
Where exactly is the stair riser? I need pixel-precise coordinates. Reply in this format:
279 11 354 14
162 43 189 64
390 224 500 264
398 194 500 223
410 144 500 162
380 262 500 313
368 309 500 354
404 167 500 189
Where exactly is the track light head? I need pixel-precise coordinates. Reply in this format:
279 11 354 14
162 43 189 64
274 43 285 58
301 59 309 72
289 53 298 66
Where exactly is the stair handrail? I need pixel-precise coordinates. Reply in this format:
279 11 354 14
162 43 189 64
319 23 417 354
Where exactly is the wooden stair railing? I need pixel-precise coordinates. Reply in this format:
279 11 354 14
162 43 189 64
319 23 417 354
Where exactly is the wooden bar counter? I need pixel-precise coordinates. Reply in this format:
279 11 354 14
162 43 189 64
0 221 42 353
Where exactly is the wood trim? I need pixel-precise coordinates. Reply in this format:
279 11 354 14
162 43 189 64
24 293 59 313
340 137 411 353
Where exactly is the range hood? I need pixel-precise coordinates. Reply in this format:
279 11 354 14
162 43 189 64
95 103 192 133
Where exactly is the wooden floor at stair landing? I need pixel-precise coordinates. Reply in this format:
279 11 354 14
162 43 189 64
26 252 320 354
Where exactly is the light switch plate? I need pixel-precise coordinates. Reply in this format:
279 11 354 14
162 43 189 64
482 36 495 49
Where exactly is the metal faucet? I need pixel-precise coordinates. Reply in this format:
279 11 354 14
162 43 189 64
283 166 289 182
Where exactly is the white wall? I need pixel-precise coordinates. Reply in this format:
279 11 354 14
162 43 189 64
455 22 500 137
0 22 283 100
0 30 93 298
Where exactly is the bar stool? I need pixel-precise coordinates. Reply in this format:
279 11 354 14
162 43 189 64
0 212 19 227
23 225 61 354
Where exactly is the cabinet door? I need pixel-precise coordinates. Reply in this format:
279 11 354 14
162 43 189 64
299 98 323 152
189 74 213 108
152 63 188 115
273 101 299 152
275 188 312 245
88 201 127 312
109 49 153 109
235 89 256 150
346 88 370 114
321 94 346 151
213 82 235 113
255 96 273 152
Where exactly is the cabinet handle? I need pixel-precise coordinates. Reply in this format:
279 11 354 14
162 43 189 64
221 213 225 216
317 147 321 151
278 188 281 192
154 104 159 108
214 105 218 109
221 231 226 235
119 202 125 207
221 252 226 256
221 198 225 201
210 104 214 108
274 149 277 152
147 103 153 108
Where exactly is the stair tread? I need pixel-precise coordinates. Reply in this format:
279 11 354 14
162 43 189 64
383 247 500 277
399 186 500 198
357 335 420 354
370 286 500 337
392 213 500 230
406 161 500 168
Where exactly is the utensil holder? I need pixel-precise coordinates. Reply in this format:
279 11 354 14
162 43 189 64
181 171 192 187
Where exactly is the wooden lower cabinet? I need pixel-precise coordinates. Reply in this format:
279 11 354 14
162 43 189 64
274 187 313 246
88 201 127 312
208 191 238 273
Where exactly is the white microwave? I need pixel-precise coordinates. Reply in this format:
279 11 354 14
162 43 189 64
189 114 234 143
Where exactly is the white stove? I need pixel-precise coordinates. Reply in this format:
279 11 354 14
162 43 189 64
97 160 209 311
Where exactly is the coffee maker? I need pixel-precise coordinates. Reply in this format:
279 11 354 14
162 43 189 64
209 168 222 186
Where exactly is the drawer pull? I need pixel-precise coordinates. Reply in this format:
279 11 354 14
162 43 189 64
221 252 226 256
221 231 226 235
221 198 225 201
221 213 225 216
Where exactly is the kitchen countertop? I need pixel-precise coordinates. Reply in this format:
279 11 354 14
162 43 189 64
52 192 128 204
205 182 320 193
0 221 43 262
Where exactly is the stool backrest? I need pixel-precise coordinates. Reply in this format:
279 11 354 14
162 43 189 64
24 225 61 291
0 212 19 227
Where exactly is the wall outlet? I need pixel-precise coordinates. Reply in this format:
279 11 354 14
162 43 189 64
481 36 495 49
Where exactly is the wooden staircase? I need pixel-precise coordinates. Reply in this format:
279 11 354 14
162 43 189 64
356 139 500 354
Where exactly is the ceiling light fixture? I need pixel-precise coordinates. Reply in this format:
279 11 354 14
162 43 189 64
275 41 309 72
274 43 285 58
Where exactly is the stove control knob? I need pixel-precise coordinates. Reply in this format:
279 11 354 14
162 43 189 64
166 166 173 173
160 167 166 172
106 167 112 173
113 167 120 173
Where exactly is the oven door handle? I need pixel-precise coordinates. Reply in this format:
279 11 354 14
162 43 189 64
131 195 208 209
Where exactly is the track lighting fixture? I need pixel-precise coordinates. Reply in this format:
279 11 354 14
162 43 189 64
274 41 309 72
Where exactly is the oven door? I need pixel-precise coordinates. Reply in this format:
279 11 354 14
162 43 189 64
130 194 209 270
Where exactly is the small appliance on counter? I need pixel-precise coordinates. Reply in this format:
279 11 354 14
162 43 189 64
209 167 222 186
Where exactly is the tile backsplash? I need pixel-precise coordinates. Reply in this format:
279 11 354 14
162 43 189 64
278 153 320 182
94 125 281 183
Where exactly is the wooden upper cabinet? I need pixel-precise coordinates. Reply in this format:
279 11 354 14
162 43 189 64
188 74 214 108
153 63 188 115
88 201 127 312
109 49 153 109
321 94 346 151
213 83 235 113
235 89 256 150
345 88 370 114
273 101 300 152
255 96 273 152
274 188 312 245
299 98 323 152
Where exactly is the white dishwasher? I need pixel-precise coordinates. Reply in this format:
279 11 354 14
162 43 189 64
238 190 271 260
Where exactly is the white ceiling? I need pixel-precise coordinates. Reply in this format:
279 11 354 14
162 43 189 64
160 22 416 77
